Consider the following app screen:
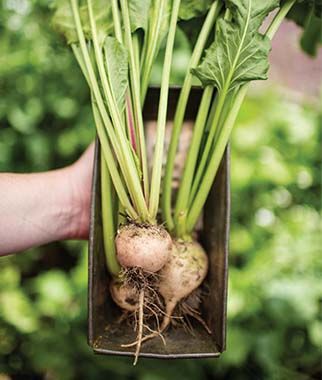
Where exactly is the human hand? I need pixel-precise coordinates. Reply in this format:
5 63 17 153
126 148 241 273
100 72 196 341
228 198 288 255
0 143 95 255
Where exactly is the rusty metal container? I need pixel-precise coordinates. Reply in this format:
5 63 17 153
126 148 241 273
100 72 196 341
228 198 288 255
88 87 230 359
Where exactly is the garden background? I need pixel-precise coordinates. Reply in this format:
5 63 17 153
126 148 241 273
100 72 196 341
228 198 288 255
0 1 321 379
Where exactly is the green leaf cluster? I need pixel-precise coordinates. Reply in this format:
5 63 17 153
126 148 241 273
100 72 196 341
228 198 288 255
104 37 129 111
192 0 279 91
129 0 151 32
50 0 321 246
179 0 213 20
52 0 113 44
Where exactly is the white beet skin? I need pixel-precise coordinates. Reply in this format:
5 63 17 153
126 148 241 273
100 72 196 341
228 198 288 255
115 224 173 273
110 280 139 312
158 240 208 329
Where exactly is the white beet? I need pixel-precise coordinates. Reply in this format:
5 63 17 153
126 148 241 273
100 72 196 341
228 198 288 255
123 240 209 347
110 280 139 312
115 224 172 273
158 240 208 330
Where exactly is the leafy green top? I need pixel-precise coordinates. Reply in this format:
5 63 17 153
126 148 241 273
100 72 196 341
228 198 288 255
179 0 214 20
129 0 151 32
191 0 279 92
52 0 113 44
103 37 128 111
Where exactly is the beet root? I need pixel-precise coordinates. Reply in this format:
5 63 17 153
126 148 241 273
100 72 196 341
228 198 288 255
115 224 172 273
158 240 208 330
110 280 139 312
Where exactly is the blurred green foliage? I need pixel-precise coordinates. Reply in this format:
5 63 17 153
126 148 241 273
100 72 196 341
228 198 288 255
0 1 321 379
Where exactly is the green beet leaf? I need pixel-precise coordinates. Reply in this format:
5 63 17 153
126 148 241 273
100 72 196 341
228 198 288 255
147 0 172 49
52 0 113 44
191 0 279 93
300 9 322 56
129 0 152 32
103 37 129 111
179 0 214 20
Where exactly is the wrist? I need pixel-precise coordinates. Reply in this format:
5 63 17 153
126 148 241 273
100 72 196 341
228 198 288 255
56 143 94 241
63 163 91 241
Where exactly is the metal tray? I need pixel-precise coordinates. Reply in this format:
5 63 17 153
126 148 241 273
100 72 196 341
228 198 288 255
88 87 230 359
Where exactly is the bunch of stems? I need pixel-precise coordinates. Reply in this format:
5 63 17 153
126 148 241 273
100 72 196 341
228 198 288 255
68 0 296 273
162 0 296 239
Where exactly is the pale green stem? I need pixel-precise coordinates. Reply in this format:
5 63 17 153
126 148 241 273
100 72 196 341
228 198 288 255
174 86 214 238
112 0 134 148
188 89 235 205
186 84 248 232
132 32 142 146
72 44 136 218
101 151 121 276
92 100 138 219
185 0 297 233
187 0 257 216
149 0 181 219
86 0 149 218
266 0 296 39
140 0 167 104
161 1 222 231
195 93 218 156
70 2 138 219
120 0 150 201
118 203 127 226
72 44 90 83
187 86 229 208
133 33 141 83
111 0 123 42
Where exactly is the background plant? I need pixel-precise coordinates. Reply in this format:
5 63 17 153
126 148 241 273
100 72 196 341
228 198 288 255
0 1 321 379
